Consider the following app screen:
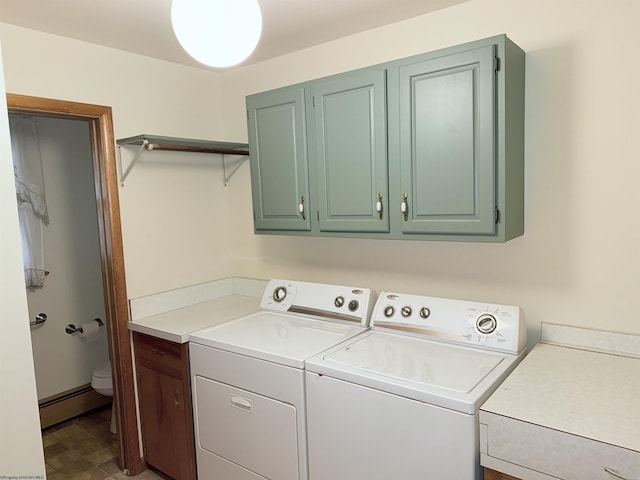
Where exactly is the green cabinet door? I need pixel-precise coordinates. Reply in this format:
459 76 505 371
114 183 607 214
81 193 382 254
394 44 497 235
247 86 311 231
312 69 389 232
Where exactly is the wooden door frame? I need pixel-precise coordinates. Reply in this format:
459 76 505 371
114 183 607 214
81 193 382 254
7 94 144 475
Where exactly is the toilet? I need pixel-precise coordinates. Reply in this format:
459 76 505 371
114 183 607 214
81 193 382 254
91 361 116 434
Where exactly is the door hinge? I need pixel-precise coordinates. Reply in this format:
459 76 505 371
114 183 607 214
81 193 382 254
143 446 147 457
494 57 501 72
495 207 501 224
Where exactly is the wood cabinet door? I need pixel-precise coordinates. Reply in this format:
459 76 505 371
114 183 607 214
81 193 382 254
137 365 194 480
247 86 311 231
393 44 497 236
311 68 389 232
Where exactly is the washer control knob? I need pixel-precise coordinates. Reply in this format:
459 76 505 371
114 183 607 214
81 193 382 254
476 314 498 334
272 286 287 303
384 306 395 318
401 306 412 318
348 300 359 312
334 296 345 308
419 307 431 319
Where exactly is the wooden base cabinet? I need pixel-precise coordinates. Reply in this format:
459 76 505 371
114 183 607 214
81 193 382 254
484 468 521 480
133 332 196 480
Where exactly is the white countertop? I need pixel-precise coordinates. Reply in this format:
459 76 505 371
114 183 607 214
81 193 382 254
127 277 266 343
128 294 261 343
481 323 640 454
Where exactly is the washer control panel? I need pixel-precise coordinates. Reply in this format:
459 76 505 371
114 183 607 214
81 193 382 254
372 292 525 354
260 279 374 326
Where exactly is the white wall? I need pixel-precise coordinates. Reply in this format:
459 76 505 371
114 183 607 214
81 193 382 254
0 41 46 477
0 23 234 298
4 0 639 345
23 115 110 400
221 0 640 345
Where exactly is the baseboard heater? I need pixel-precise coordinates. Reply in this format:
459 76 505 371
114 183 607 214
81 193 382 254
39 383 111 429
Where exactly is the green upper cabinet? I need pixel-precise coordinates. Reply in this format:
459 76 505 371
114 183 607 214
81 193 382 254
247 86 311 231
390 44 497 236
246 34 525 242
387 35 524 242
311 68 389 233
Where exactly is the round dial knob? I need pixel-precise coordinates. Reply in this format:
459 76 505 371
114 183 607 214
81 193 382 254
334 296 345 308
272 286 287 303
384 306 395 318
348 300 359 312
401 306 412 318
419 307 431 319
476 314 498 334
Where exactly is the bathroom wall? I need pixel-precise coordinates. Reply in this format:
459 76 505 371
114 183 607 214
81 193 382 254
22 115 110 400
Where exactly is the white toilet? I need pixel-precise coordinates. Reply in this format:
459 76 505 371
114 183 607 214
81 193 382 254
91 361 116 434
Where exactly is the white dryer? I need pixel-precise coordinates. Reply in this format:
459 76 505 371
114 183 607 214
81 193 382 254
305 291 527 480
188 279 374 480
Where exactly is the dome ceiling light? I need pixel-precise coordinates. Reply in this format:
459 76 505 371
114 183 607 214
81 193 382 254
171 0 263 68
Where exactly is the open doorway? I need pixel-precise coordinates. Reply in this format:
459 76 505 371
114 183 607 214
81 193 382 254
7 94 144 475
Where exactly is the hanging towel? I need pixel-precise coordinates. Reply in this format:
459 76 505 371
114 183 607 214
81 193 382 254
9 114 49 288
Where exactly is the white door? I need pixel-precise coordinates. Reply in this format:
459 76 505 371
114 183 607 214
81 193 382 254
0 48 46 476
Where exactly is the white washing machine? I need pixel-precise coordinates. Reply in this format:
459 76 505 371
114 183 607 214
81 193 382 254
188 279 374 480
305 291 527 480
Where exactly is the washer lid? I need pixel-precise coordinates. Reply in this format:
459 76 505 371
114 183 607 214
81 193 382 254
189 311 367 368
306 330 522 414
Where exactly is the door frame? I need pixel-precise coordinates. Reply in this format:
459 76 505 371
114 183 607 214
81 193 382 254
7 94 144 475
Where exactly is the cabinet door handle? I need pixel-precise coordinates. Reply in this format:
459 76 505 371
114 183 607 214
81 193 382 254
152 347 165 356
376 192 383 220
401 192 409 221
298 195 306 220
174 389 180 408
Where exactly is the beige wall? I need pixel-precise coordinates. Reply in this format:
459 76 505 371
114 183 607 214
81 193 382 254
2 0 640 349
221 0 640 344
0 22 233 298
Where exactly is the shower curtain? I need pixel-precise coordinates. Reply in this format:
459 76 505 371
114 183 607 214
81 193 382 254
9 114 49 289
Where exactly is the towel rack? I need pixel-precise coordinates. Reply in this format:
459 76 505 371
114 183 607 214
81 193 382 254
117 134 250 186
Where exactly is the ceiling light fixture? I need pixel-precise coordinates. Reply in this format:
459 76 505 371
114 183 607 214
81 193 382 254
170 0 262 68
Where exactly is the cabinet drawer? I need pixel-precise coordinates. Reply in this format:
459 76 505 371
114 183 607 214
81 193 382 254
480 412 640 480
133 332 185 377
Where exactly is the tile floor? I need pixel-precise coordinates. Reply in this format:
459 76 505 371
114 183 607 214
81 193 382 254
42 406 165 480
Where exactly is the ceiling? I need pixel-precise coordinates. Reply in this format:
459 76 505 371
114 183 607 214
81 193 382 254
0 0 468 71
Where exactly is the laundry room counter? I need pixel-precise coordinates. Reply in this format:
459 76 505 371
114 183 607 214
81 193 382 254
479 323 640 480
128 277 266 343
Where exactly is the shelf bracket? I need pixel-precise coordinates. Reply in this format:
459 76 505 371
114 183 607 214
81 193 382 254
119 139 149 186
223 155 248 186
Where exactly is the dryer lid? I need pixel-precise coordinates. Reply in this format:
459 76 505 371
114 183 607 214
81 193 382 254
189 311 367 368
